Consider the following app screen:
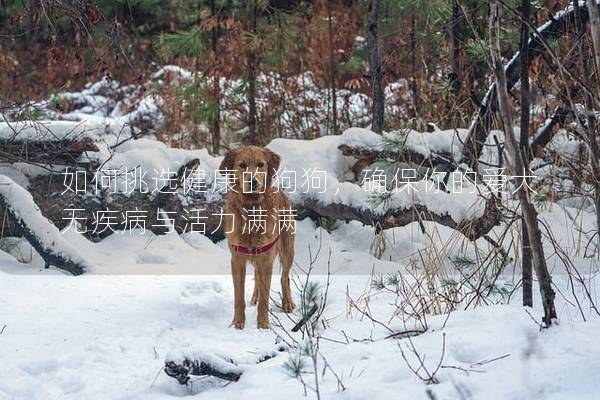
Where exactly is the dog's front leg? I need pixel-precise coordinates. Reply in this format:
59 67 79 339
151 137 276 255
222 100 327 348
231 254 246 329
256 260 273 329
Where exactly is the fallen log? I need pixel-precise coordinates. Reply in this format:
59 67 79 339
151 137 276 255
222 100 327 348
0 137 99 166
338 143 455 180
164 345 287 385
164 354 243 384
531 107 573 152
0 174 89 275
299 195 499 242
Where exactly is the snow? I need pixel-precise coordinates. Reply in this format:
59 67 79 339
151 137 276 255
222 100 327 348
337 127 468 162
153 65 194 81
1 210 599 399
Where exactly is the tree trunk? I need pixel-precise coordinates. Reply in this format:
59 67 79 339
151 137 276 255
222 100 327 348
450 0 461 97
522 221 533 306
210 0 221 155
245 0 259 145
520 0 533 307
410 14 419 118
327 1 339 135
368 0 384 133
585 0 600 244
490 0 556 326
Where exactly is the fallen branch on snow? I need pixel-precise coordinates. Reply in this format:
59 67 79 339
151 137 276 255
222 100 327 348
164 345 288 385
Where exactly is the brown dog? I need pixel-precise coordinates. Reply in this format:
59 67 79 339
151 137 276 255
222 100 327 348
219 146 295 329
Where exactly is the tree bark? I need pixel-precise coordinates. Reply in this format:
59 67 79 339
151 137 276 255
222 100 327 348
520 0 533 307
245 0 259 145
410 14 419 118
490 0 556 325
210 0 221 155
368 0 384 133
450 0 462 97
585 0 600 243
327 1 339 135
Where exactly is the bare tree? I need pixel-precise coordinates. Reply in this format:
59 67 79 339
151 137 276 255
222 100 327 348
519 0 533 307
585 0 600 241
210 0 221 155
327 0 339 135
410 14 419 118
245 0 259 145
368 0 384 133
489 0 557 326
450 0 462 97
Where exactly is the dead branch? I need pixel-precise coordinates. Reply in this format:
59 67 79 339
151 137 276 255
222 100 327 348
164 345 287 385
462 2 597 165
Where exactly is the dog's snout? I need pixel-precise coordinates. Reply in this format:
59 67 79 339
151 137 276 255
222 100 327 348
251 178 259 189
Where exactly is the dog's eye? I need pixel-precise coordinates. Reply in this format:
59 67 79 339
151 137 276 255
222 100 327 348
239 162 247 169
257 162 264 168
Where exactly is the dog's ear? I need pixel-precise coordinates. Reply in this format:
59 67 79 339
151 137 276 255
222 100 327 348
265 148 281 174
219 149 239 172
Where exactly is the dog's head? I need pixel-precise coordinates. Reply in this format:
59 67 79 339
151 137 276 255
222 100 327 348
219 146 281 198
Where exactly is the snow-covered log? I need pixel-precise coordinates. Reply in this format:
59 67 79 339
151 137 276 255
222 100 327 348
300 195 499 241
164 345 287 385
164 353 243 384
0 175 90 275
338 143 455 180
462 1 596 165
1 169 499 243
531 107 572 151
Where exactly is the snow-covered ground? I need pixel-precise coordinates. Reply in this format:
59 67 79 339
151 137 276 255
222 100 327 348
1 206 600 399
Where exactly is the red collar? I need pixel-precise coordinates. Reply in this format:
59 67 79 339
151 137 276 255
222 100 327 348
231 237 279 255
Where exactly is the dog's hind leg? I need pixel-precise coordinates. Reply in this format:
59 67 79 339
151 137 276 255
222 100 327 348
251 269 259 306
279 230 296 313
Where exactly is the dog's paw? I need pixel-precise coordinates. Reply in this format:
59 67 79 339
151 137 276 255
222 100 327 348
230 318 245 329
282 298 296 313
257 319 271 330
